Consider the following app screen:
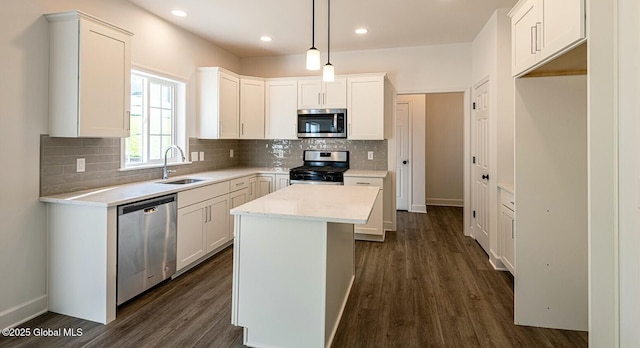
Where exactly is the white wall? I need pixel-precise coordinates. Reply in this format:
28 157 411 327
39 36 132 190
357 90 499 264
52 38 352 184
241 43 472 93
469 9 513 267
618 0 640 344
425 93 465 207
0 0 240 328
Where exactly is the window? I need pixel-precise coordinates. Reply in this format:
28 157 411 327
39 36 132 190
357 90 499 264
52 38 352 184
123 70 186 169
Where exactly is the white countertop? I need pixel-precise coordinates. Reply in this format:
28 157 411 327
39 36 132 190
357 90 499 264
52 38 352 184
344 169 388 178
230 184 379 224
40 167 290 207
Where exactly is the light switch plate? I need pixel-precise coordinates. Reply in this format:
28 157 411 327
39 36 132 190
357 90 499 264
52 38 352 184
368 151 374 160
199 152 204 161
191 152 198 162
76 158 85 172
230 149 234 158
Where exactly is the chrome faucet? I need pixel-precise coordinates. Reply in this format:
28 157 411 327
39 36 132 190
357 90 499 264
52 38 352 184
162 145 186 179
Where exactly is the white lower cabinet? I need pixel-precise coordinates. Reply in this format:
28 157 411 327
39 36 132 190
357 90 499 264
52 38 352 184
229 176 251 239
205 195 230 252
344 177 384 241
275 173 290 190
499 189 515 275
176 182 230 272
256 174 274 198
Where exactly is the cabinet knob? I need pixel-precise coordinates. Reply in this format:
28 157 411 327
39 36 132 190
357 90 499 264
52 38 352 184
482 174 489 180
402 160 407 165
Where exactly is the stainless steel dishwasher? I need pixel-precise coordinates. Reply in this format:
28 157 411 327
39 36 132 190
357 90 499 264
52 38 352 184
117 194 177 305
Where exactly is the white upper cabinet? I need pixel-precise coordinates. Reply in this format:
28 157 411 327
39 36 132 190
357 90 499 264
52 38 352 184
347 75 386 140
297 78 347 109
46 11 132 138
510 0 585 77
266 79 298 140
240 77 265 139
197 67 240 139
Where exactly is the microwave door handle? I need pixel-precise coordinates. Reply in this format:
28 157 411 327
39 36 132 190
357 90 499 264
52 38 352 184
334 114 337 130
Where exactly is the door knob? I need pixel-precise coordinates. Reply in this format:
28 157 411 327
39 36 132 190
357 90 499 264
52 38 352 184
402 160 408 165
482 174 489 180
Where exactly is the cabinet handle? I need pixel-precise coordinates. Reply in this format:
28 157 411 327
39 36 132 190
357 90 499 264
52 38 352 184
236 182 245 186
241 123 244 135
535 22 542 51
125 111 130 131
511 219 515 239
318 93 321 105
348 123 352 136
356 182 371 185
530 26 536 54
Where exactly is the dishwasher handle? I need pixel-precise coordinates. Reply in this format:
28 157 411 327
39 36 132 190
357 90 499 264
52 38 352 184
119 194 176 215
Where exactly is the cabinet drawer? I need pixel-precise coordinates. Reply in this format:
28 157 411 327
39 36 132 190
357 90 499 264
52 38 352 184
500 190 515 211
178 181 230 208
344 177 383 189
229 177 250 192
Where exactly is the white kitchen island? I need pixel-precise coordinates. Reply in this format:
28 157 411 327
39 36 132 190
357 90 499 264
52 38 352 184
230 184 379 348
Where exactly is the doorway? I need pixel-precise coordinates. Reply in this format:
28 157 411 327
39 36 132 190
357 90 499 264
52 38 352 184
396 92 465 213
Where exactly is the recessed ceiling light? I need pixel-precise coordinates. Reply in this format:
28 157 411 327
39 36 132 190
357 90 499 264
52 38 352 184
171 10 187 17
355 28 368 35
260 36 272 42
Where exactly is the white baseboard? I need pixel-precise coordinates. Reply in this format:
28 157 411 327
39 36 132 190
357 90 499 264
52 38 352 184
489 250 507 271
0 295 48 329
410 204 427 213
426 198 464 207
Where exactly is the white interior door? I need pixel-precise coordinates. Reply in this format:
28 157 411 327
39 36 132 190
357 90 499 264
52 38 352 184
396 102 410 210
472 81 490 254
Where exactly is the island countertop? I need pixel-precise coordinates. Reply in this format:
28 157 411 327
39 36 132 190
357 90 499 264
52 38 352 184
230 184 380 224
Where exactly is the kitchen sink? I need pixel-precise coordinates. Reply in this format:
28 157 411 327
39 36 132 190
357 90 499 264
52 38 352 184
159 178 205 185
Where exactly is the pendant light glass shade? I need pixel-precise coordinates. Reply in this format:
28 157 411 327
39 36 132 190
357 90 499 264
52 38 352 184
323 63 335 82
306 48 321 70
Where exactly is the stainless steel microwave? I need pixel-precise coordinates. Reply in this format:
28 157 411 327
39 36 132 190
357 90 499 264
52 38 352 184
297 109 347 138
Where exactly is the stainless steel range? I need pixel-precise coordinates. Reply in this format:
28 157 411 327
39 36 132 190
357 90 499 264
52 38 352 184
290 150 349 185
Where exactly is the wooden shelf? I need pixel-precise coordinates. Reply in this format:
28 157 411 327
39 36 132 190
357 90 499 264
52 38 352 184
523 41 587 78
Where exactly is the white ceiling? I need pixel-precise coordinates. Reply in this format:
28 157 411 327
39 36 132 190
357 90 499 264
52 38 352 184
127 0 517 58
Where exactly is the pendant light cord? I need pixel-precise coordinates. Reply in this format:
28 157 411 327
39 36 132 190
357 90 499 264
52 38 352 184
311 0 316 49
327 0 331 64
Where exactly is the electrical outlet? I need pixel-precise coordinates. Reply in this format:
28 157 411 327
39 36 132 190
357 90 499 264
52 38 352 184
199 152 204 161
76 158 85 172
230 149 234 158
368 151 374 160
191 152 198 162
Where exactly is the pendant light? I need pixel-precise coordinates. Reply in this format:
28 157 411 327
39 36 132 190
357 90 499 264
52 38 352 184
306 0 321 70
323 0 335 81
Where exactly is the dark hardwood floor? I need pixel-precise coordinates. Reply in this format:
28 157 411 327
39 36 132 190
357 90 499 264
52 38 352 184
1 207 588 347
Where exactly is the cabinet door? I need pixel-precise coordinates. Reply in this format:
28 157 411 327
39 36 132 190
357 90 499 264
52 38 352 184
240 78 265 139
298 79 323 109
256 175 274 198
347 76 385 140
78 17 131 137
501 206 516 275
177 202 207 271
275 174 290 190
266 80 298 140
248 176 257 201
219 72 240 139
229 188 249 239
539 0 585 61
511 0 539 76
322 78 347 108
205 195 230 253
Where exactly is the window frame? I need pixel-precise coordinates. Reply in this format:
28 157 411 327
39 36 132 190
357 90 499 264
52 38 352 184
120 68 188 171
